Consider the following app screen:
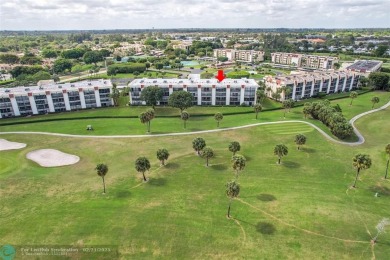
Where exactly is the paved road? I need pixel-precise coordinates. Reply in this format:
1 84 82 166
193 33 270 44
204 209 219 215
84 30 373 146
1 101 389 146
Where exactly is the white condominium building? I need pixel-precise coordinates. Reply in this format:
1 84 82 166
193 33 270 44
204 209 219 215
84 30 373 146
264 70 360 101
271 52 339 70
128 78 259 106
0 79 113 118
213 49 265 63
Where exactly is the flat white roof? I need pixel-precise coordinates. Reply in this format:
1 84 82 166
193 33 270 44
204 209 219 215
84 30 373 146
0 79 112 96
129 78 258 86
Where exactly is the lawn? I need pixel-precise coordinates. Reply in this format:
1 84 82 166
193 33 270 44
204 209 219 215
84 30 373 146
0 91 388 138
0 104 389 259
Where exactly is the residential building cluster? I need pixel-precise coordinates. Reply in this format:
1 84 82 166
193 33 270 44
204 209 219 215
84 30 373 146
0 79 113 118
271 52 339 69
264 70 360 101
128 77 259 106
213 49 265 63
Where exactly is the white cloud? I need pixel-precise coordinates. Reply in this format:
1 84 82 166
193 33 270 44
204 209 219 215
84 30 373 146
0 0 389 30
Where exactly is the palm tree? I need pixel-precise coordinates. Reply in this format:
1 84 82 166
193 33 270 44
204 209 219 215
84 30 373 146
95 163 108 194
282 100 289 118
256 89 266 104
295 134 307 150
181 111 190 129
228 141 241 155
274 144 288 164
226 180 240 218
272 92 281 102
281 86 292 100
254 103 262 119
385 144 390 179
232 154 246 180
139 112 149 132
139 109 155 133
303 104 312 119
349 91 358 106
201 147 214 166
135 156 151 182
192 137 206 155
266 86 272 97
287 99 295 112
110 84 120 106
156 148 170 166
371 96 380 109
214 112 223 127
352 154 372 188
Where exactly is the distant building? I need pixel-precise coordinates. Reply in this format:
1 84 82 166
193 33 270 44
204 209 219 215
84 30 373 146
264 70 360 101
213 49 265 63
346 60 382 75
0 79 113 118
128 77 259 106
172 41 192 53
271 52 339 70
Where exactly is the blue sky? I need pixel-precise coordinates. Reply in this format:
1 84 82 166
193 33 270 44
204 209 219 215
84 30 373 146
1 0 389 30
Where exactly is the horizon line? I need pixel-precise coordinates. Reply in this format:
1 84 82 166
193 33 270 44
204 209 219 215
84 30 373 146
1 27 390 32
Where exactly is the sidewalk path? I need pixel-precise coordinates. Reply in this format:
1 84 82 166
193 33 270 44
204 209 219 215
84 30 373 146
1 101 389 146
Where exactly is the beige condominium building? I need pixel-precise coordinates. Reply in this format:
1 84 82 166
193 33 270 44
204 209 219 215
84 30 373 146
264 70 360 101
271 52 339 69
129 77 259 106
0 79 113 118
213 49 265 63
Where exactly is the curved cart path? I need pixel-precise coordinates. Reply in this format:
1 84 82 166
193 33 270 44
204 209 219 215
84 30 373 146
1 101 389 146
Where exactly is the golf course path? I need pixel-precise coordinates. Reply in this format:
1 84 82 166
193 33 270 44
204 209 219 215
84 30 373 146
1 101 389 146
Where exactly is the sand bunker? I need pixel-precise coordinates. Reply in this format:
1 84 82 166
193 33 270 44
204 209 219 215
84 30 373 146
0 139 27 151
26 149 80 167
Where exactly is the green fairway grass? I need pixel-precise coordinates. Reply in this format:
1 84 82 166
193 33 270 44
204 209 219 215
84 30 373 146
0 105 389 258
0 91 388 140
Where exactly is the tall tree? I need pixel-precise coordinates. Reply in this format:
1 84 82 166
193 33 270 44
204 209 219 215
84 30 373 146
295 134 307 150
95 163 108 194
256 89 266 104
181 111 190 129
156 148 170 166
139 108 155 133
110 84 120 106
214 112 223 127
53 58 72 73
254 103 262 119
201 147 214 167
385 144 390 179
192 137 206 155
287 99 295 112
282 100 289 118
228 141 241 156
83 50 104 65
349 91 358 106
226 180 240 218
168 91 194 112
274 144 288 164
140 86 163 109
371 96 380 109
352 154 372 188
368 72 389 91
135 156 151 182
303 102 312 119
232 154 246 180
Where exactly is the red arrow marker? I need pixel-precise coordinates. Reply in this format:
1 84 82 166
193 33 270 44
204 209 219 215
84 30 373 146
215 70 226 82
